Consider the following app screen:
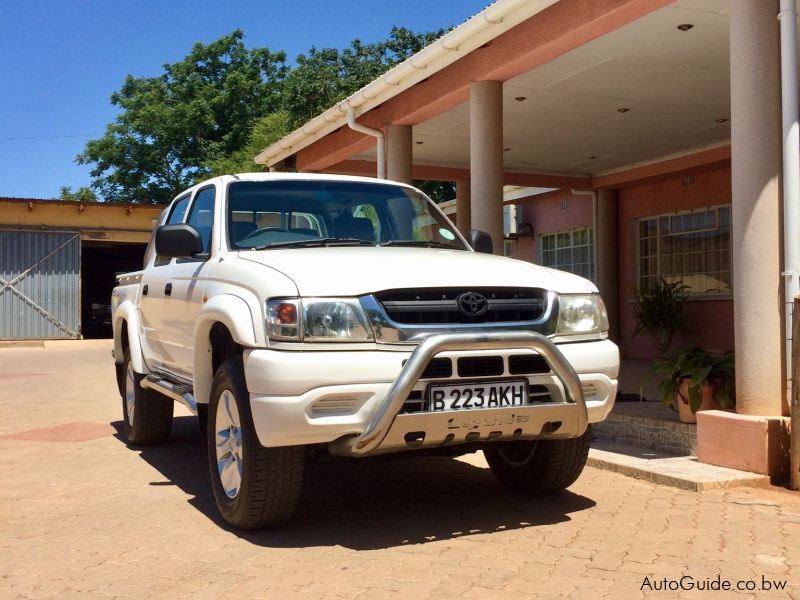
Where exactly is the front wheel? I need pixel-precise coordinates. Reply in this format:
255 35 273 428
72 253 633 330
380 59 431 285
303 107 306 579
207 356 305 529
483 427 591 494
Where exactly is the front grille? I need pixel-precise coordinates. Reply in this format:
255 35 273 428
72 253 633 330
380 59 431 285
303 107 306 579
375 287 547 324
457 356 504 377
403 357 453 379
508 354 550 375
421 357 452 379
529 384 553 402
402 390 425 413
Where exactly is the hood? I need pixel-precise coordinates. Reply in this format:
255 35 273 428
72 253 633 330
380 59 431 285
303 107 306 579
237 247 596 297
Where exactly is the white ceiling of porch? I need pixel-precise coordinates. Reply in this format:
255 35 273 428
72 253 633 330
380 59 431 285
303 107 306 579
353 0 732 177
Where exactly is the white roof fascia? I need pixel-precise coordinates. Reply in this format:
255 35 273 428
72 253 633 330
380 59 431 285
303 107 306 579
255 0 560 166
503 186 558 202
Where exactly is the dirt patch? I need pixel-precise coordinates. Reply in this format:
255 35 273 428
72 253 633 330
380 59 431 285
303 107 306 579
1 421 115 442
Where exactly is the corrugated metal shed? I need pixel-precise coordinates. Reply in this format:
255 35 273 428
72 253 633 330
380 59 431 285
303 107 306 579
0 230 81 339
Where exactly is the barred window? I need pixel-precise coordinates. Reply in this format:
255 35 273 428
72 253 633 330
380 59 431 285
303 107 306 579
638 205 731 294
539 227 594 280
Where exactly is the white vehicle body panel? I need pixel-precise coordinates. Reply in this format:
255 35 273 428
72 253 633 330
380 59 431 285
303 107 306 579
139 260 207 377
111 172 620 455
238 246 596 297
244 340 619 447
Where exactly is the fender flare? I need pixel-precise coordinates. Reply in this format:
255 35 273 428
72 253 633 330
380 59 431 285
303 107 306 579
193 294 259 405
112 300 147 374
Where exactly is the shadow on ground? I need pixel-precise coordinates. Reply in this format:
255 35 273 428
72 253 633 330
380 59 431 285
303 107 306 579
113 415 596 550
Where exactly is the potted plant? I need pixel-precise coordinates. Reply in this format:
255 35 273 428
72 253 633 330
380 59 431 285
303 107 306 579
632 277 690 354
647 347 735 423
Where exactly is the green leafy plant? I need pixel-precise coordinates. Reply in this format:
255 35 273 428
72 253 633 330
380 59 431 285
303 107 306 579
646 347 735 413
632 277 690 354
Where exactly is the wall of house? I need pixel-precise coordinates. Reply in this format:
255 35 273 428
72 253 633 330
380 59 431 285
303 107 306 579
617 165 734 359
455 172 733 359
509 236 535 261
511 189 594 262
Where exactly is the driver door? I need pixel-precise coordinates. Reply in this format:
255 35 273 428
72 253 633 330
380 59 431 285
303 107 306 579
164 185 216 376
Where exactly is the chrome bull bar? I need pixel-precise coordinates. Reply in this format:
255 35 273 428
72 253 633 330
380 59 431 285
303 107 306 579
331 331 587 456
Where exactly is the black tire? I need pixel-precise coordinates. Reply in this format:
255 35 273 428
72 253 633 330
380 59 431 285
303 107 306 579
121 350 173 445
484 427 591 494
207 356 304 529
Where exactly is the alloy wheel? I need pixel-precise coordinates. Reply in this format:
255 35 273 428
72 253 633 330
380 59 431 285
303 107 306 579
215 390 243 499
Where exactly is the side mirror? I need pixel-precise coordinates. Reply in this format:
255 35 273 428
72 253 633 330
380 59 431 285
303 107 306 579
468 229 493 254
155 224 204 259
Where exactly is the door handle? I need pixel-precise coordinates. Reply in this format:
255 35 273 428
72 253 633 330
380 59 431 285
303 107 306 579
164 283 172 296
142 284 148 296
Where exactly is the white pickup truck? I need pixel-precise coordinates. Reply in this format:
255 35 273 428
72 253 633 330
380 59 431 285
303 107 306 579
112 173 619 529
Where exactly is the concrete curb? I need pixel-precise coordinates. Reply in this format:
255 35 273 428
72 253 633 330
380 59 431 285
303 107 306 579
588 440 771 491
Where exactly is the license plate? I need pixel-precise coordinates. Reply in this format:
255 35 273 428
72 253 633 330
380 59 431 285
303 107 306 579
427 380 528 412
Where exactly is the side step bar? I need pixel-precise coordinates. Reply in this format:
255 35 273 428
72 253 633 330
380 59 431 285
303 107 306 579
141 375 197 414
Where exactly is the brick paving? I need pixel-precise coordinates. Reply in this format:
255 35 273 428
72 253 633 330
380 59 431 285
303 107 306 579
1 341 800 599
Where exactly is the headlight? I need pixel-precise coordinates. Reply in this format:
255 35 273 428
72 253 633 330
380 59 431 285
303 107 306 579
266 298 374 342
303 298 373 341
556 294 609 335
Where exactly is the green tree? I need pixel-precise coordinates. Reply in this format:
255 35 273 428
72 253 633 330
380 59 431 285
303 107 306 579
414 180 456 204
58 186 98 202
204 111 290 176
78 31 287 204
280 27 450 201
282 26 446 127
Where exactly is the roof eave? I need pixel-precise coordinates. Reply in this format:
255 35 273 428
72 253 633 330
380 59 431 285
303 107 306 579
255 0 560 167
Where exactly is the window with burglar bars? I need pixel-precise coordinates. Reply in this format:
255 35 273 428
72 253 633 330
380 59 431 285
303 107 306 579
539 227 594 281
638 204 731 294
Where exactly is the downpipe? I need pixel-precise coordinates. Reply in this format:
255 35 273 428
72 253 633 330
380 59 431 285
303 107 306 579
779 0 800 488
347 107 385 179
780 0 800 370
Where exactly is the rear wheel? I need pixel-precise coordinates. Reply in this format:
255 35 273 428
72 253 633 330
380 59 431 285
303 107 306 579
121 350 173 445
207 356 304 529
484 427 591 494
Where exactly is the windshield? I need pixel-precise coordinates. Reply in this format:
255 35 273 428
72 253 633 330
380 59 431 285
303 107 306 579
226 180 467 251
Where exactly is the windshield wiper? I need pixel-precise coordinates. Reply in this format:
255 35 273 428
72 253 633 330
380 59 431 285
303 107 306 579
378 240 462 249
251 237 374 250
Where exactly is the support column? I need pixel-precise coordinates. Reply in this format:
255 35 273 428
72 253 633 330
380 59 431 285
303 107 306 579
455 179 471 236
470 80 504 254
385 124 413 185
730 0 784 417
696 0 790 481
594 189 619 342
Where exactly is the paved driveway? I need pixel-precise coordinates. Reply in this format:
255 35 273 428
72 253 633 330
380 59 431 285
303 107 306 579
1 341 799 599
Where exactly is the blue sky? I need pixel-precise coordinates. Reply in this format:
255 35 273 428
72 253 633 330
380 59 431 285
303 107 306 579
0 0 489 200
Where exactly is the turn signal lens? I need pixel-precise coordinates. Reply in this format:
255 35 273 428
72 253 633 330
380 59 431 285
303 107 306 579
277 303 297 324
267 299 301 341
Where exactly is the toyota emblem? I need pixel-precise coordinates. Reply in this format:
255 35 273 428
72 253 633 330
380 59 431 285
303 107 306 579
456 292 489 317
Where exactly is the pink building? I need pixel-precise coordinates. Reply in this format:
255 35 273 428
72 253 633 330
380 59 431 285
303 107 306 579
256 0 794 479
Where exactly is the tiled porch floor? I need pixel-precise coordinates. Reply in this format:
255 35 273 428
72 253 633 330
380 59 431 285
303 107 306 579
592 358 697 456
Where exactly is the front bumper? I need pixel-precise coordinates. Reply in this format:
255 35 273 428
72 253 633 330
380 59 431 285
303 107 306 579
244 335 618 455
